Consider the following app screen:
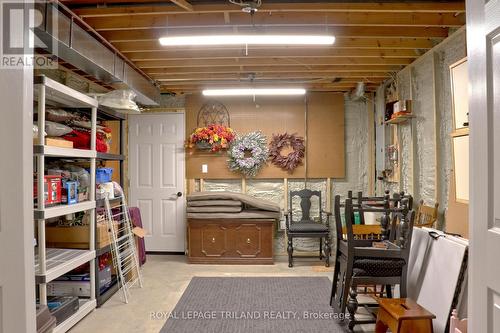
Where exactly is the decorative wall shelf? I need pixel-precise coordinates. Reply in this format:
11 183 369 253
385 114 416 125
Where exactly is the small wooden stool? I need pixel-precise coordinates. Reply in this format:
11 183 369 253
375 298 435 333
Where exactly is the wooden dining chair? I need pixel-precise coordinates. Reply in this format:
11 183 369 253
414 200 439 228
331 197 416 330
331 193 393 308
285 189 331 268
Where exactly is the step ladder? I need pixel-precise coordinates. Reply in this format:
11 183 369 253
103 194 143 303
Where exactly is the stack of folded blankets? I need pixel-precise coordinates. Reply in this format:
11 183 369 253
186 191 280 220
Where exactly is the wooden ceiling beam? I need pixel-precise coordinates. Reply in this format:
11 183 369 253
143 66 402 76
160 82 380 93
125 48 420 61
100 26 450 42
161 83 369 88
133 57 413 69
152 73 388 82
163 87 365 93
84 12 464 31
169 0 192 12
158 82 385 88
72 2 466 18
114 38 438 53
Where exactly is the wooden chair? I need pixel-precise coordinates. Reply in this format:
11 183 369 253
331 193 392 310
331 191 410 305
414 200 439 228
285 189 331 268
348 190 412 239
332 192 392 303
343 225 382 240
332 197 416 330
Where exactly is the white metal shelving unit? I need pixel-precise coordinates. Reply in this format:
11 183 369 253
34 75 98 333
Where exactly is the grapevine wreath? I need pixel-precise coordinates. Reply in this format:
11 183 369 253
227 131 269 177
268 133 305 172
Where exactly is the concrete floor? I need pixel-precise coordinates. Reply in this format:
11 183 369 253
70 255 376 333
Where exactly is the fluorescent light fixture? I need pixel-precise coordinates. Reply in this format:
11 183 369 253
159 35 335 46
202 88 306 96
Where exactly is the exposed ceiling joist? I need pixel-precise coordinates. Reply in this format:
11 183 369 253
114 37 442 54
134 57 413 69
84 11 464 31
153 73 389 82
114 38 438 53
61 1 465 94
71 2 466 18
170 0 193 12
100 26 450 42
125 48 420 61
142 66 402 76
160 83 380 93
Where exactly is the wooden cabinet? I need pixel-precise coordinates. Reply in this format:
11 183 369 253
188 219 274 264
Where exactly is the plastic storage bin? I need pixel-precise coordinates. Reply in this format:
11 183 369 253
47 296 79 325
95 168 113 184
36 304 56 333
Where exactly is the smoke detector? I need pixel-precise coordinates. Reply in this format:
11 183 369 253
229 0 262 14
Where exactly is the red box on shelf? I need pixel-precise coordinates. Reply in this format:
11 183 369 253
34 175 62 206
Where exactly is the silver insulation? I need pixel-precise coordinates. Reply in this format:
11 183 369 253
376 29 466 229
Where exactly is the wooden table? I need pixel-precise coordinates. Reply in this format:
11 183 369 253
375 298 435 333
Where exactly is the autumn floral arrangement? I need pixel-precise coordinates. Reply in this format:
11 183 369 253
187 124 236 152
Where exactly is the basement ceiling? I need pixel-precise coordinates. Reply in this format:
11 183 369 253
62 0 466 94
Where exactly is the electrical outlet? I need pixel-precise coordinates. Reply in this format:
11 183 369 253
202 164 208 173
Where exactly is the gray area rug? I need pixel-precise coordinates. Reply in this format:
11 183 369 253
160 277 348 333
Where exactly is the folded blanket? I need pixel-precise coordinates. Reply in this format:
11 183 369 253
187 210 280 220
188 200 242 207
187 192 280 212
187 206 242 213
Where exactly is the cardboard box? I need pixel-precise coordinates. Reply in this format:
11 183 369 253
33 137 74 148
124 226 146 281
393 100 412 113
47 280 91 297
34 175 62 206
46 223 118 249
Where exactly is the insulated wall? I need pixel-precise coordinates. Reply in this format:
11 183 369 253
375 28 467 229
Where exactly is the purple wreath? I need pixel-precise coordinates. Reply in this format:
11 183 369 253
269 133 305 172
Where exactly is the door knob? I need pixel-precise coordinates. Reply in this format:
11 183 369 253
174 192 183 197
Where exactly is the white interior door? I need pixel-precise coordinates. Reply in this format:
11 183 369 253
466 0 500 332
129 113 186 252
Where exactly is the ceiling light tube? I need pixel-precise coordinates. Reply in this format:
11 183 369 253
202 88 307 96
159 35 335 46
